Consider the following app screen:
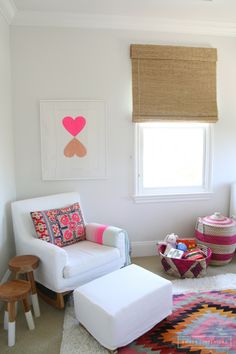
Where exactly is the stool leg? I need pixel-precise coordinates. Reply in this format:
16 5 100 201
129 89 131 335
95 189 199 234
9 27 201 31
4 305 8 330
7 302 16 347
22 295 35 330
27 271 40 317
31 293 40 317
11 270 18 280
4 311 8 330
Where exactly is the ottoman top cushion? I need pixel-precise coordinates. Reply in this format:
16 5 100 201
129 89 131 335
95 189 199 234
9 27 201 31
74 264 172 316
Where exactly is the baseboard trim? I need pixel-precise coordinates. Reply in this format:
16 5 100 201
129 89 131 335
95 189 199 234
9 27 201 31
131 241 158 257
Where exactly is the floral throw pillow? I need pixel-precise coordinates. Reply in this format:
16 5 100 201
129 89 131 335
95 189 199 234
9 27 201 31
31 203 86 247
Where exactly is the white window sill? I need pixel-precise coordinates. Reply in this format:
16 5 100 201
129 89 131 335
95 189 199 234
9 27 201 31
133 192 213 203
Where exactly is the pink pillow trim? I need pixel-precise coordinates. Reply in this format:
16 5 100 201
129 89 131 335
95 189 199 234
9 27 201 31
95 224 108 244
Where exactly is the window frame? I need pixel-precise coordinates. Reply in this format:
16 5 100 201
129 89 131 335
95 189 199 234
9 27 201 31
134 122 213 203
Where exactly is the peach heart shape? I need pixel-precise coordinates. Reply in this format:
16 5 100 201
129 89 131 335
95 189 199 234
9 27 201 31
62 116 86 137
64 138 87 158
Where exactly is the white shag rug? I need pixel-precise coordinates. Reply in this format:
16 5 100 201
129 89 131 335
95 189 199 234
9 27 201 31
60 273 236 354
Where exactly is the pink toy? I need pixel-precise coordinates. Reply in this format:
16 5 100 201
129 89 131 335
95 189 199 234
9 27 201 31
164 233 179 248
157 233 179 255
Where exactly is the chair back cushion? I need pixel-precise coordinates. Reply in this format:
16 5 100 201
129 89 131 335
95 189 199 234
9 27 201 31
31 202 86 247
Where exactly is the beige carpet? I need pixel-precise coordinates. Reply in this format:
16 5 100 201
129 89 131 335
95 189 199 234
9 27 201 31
0 255 235 353
60 272 236 354
0 296 64 354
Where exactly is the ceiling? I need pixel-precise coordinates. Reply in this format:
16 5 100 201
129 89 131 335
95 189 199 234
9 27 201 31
11 0 236 23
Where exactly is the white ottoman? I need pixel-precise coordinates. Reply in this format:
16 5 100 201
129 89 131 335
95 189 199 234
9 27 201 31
74 264 172 351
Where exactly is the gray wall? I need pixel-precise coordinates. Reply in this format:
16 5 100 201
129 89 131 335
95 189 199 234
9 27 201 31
10 26 236 255
0 14 16 280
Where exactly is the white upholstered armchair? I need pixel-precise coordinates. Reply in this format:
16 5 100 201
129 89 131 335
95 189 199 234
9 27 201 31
11 192 130 308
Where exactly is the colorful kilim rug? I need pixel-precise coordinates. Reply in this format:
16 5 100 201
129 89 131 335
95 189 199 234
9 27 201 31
119 290 236 354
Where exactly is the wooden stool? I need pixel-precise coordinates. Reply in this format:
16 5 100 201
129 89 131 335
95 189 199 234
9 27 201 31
0 280 35 346
9 255 40 317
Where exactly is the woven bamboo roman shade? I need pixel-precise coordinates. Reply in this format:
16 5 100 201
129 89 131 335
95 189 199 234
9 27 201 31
130 44 218 123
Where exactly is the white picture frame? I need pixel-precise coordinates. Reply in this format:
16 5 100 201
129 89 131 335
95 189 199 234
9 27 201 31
40 100 107 180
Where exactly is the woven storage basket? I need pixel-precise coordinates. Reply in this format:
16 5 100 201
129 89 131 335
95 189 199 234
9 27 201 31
195 212 236 265
158 244 212 278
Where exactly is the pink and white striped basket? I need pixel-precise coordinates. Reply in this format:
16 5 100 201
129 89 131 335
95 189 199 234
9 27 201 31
195 212 236 265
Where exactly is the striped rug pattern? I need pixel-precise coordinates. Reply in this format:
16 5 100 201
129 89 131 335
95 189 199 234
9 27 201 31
119 289 236 353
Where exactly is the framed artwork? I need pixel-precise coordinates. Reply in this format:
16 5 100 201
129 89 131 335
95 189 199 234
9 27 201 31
40 100 107 180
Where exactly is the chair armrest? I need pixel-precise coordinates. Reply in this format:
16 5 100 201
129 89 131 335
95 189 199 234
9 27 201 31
18 238 68 291
85 223 131 266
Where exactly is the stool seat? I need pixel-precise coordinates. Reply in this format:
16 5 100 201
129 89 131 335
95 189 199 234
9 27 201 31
8 255 40 318
0 280 31 302
9 255 39 274
0 279 35 347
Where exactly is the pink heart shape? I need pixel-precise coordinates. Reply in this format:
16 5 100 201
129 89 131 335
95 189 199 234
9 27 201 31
62 116 86 137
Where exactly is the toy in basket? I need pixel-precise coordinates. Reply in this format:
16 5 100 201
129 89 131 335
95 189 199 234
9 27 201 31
157 234 212 278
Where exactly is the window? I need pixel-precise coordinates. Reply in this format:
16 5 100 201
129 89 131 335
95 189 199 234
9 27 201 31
135 122 212 202
130 45 216 202
130 44 218 123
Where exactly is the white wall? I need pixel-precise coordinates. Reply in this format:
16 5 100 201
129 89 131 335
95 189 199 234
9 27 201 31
0 14 16 279
10 26 236 255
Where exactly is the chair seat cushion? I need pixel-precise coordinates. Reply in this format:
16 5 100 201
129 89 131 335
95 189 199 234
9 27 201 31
63 241 121 278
